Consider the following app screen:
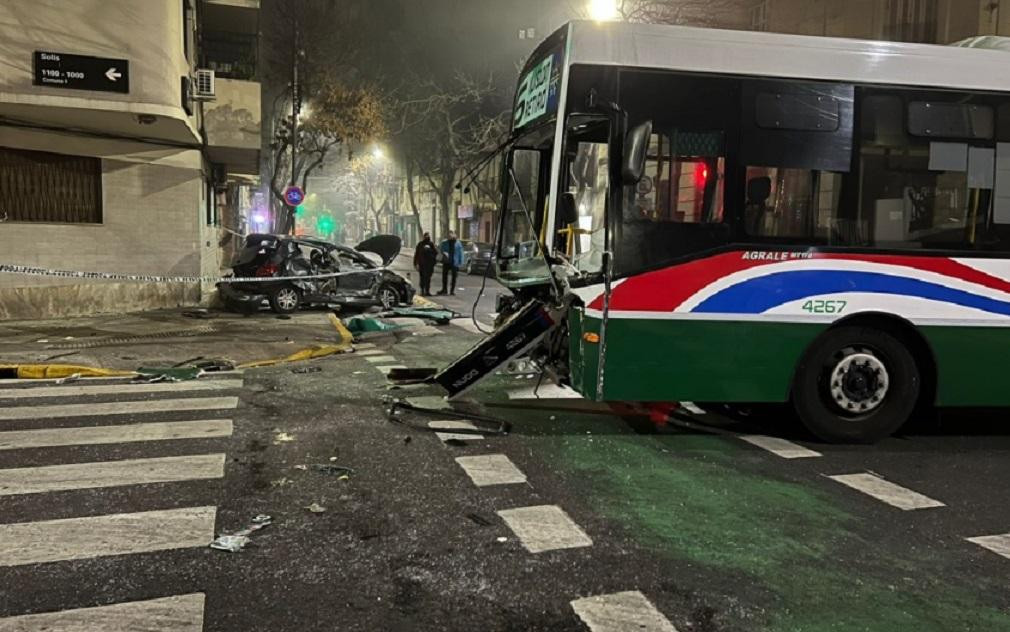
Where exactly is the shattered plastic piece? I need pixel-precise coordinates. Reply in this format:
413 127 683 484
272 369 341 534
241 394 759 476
209 535 250 552
294 464 308 471
270 477 292 487
273 432 295 444
209 514 272 552
292 366 323 374
345 316 402 334
136 367 203 382
311 464 354 476
338 475 350 481
55 373 82 385
496 536 508 543
305 503 327 513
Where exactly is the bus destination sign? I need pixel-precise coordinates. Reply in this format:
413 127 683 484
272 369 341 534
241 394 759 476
512 28 567 133
33 51 130 94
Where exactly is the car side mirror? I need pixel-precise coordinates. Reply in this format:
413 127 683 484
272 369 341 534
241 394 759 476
560 192 579 226
622 120 653 185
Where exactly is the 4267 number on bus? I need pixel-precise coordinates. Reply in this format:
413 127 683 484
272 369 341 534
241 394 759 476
802 300 848 314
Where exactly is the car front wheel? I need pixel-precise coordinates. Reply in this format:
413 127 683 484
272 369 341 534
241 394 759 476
377 283 400 309
268 286 301 314
792 326 919 444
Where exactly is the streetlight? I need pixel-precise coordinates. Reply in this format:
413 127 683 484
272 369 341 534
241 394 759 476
372 145 385 161
588 0 618 21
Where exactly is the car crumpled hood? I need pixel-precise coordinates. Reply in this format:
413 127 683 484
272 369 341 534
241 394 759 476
355 235 402 266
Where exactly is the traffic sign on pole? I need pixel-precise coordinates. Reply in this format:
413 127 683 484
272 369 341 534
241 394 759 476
283 186 305 207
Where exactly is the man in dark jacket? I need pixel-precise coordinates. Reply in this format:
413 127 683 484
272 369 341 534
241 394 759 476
413 232 438 296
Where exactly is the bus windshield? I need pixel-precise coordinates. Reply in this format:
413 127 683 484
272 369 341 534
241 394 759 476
498 127 553 287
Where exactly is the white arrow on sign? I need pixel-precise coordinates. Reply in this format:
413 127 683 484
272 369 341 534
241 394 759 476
105 67 122 82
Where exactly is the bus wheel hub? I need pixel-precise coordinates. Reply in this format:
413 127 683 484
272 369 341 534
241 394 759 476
829 352 889 414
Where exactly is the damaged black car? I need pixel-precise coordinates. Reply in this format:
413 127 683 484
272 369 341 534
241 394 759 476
218 234 415 314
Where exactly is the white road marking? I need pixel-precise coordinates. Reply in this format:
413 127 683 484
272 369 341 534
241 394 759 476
0 506 217 567
0 593 206 632
967 533 1010 560
455 454 527 487
0 379 244 400
411 325 445 336
354 343 377 349
354 349 386 356
507 384 583 400
364 356 397 364
571 591 679 632
451 318 489 335
828 473 945 511
377 365 408 375
0 454 226 496
428 420 484 442
739 435 822 459
0 396 239 421
496 505 593 553
680 402 706 415
0 419 233 451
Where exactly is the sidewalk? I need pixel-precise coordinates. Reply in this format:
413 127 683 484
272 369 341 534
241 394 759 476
0 309 351 374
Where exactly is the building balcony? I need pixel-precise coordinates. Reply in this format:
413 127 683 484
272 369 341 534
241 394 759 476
204 77 260 177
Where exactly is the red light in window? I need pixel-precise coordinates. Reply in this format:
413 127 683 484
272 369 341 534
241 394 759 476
694 163 709 189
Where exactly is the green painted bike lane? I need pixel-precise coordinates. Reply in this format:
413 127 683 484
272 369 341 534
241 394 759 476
528 415 1010 632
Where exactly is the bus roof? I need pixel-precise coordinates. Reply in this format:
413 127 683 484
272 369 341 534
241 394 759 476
564 20 1010 94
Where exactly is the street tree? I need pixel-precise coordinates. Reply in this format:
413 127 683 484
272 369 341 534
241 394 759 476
392 72 511 240
576 0 751 27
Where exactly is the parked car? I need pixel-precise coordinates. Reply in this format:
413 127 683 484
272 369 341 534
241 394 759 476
218 234 415 314
461 241 496 276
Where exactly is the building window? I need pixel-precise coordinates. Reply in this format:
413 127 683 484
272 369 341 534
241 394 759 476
0 148 102 224
884 0 938 43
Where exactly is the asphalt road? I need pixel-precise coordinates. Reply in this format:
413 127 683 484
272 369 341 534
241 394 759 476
2 318 1010 631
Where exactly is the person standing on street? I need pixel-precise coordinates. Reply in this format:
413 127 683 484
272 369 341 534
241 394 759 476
438 231 464 296
413 232 438 296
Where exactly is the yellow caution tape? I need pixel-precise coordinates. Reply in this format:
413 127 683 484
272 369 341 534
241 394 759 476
236 314 354 369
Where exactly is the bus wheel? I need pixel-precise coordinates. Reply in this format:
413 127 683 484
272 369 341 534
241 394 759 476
793 326 919 444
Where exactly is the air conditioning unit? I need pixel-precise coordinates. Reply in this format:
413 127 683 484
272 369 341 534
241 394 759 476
192 69 216 101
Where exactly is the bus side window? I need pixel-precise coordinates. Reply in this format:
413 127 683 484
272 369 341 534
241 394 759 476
633 131 725 225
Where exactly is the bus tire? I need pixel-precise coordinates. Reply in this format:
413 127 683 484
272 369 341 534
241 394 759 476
792 326 919 444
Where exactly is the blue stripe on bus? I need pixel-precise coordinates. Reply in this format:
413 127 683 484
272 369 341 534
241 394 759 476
692 270 1010 316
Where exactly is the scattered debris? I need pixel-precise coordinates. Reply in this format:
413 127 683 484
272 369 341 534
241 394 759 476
385 396 511 437
43 351 80 362
294 464 308 471
466 513 492 527
311 464 354 476
377 307 460 325
291 366 323 374
270 477 293 488
209 514 272 553
54 373 82 385
305 503 327 514
273 432 296 444
173 356 205 368
345 316 402 334
387 367 438 384
135 367 203 382
444 439 468 447
276 314 292 320
496 536 508 543
182 309 212 319
402 435 412 445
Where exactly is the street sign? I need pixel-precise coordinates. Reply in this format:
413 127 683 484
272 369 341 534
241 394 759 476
283 186 306 207
33 51 130 94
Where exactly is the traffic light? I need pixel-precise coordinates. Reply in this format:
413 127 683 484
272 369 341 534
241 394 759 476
295 204 306 217
317 215 335 234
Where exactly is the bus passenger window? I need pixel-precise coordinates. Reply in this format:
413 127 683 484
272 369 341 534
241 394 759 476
744 167 845 241
633 131 724 224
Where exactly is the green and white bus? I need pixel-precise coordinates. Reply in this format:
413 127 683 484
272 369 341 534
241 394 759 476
479 20 1010 443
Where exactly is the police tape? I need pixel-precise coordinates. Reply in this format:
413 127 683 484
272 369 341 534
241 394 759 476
0 264 387 284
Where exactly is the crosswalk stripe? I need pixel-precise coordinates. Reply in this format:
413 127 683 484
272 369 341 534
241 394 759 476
364 356 397 364
739 435 822 459
354 343 377 349
0 419 233 451
377 365 407 375
0 380 244 400
0 396 239 421
507 384 582 400
0 593 206 632
967 533 1010 560
828 473 945 510
428 420 484 442
355 349 386 356
0 506 217 567
0 454 226 496
455 454 527 486
497 505 593 553
571 591 679 632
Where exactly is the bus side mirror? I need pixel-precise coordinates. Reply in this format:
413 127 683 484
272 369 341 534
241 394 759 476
560 192 579 225
622 120 653 185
